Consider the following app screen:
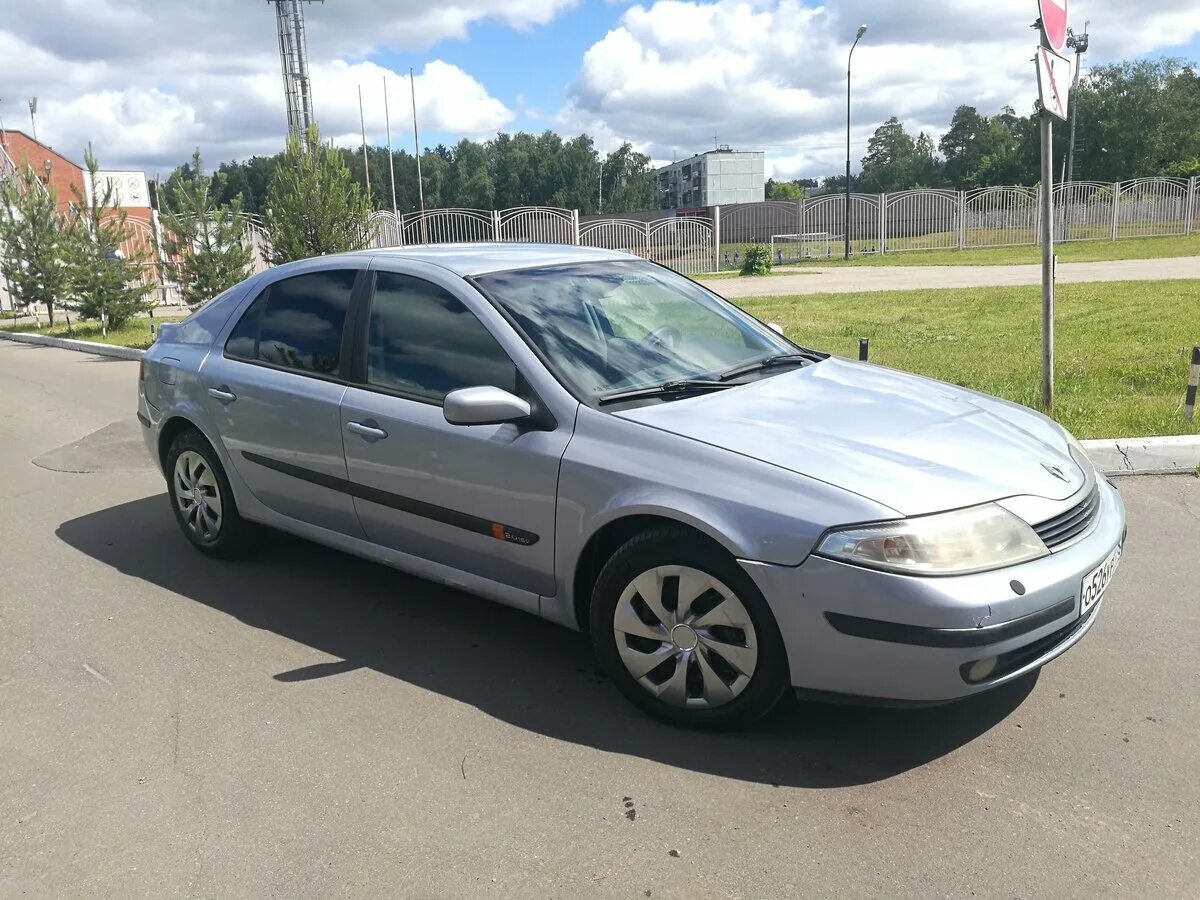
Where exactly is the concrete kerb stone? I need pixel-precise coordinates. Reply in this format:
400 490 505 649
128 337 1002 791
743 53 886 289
3 328 1198 476
1081 436 1200 477
0 329 146 361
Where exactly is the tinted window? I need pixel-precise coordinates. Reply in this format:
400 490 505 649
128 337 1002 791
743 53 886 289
366 272 517 402
224 288 264 359
225 270 356 375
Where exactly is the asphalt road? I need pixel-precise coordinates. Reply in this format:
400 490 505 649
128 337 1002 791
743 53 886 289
1 342 1197 898
716 255 1200 297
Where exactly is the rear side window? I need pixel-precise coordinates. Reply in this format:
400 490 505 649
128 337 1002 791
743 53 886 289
224 269 357 376
366 272 517 403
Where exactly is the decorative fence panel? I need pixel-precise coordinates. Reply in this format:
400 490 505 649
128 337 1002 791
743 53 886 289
401 208 495 245
1052 182 1115 242
716 202 801 268
497 207 576 244
884 190 960 252
800 194 883 256
1115 178 1190 239
579 219 651 258
962 187 1039 247
648 217 714 275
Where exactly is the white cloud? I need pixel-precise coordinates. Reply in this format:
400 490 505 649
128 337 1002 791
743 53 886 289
1 0 564 172
563 0 1200 180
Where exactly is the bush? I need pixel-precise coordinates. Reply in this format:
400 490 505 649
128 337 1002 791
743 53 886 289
740 243 773 276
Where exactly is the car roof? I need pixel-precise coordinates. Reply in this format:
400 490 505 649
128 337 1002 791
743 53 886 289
346 242 640 277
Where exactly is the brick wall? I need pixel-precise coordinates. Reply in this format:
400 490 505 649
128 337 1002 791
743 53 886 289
1 130 83 214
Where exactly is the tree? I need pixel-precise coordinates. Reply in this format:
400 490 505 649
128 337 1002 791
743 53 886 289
159 149 252 307
859 118 922 192
765 179 806 201
263 126 371 264
1069 59 1200 181
0 167 71 325
67 148 153 332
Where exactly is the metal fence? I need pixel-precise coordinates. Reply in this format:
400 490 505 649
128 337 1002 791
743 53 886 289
710 176 1198 269
2 172 1196 313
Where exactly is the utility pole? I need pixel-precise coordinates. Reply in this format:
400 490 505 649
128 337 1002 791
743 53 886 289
28 97 38 142
1063 21 1089 185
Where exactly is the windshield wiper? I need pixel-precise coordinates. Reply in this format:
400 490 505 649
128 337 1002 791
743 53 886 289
597 379 734 406
718 351 825 382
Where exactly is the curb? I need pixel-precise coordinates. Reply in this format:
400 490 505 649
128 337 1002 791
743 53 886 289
0 329 146 361
1081 435 1200 477
2 328 1197 476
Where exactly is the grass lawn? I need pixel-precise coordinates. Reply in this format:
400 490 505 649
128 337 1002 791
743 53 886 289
0 314 184 350
738 279 1200 440
701 233 1200 276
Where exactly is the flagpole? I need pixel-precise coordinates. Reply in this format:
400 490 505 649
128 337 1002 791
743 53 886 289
410 67 427 244
357 84 371 204
383 75 398 218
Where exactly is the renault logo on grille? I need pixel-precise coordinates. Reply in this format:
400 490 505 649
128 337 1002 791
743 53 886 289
1042 462 1070 482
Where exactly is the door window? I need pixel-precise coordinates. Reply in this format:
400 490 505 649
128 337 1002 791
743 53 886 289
224 269 357 376
366 272 517 403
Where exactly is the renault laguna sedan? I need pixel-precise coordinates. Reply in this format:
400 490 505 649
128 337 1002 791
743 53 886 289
138 244 1125 729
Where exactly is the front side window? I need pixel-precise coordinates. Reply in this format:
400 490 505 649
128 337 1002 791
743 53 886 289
366 272 517 403
474 260 795 401
225 269 356 376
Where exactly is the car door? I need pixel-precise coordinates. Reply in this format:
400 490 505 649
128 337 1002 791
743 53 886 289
339 268 571 600
201 265 366 537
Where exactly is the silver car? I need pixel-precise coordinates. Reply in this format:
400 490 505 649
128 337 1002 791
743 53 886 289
138 244 1126 729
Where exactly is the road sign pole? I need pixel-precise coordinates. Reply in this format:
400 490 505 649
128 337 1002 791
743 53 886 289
1040 110 1055 411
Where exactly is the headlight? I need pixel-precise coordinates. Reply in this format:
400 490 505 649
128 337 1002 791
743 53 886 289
816 503 1048 576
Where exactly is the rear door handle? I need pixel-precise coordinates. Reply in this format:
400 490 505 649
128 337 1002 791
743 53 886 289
207 386 236 403
347 420 388 441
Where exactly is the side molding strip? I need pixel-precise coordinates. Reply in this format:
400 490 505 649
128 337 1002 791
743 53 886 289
241 450 539 546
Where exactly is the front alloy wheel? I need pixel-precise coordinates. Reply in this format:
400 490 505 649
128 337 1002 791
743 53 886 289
590 526 789 730
614 566 758 709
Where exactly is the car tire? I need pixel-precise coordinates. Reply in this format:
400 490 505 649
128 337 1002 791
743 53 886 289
165 427 258 558
590 525 790 730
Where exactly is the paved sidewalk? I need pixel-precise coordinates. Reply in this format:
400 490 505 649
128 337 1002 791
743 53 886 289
717 254 1200 298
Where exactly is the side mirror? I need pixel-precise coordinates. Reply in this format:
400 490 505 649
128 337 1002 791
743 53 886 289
443 386 531 426
767 322 785 335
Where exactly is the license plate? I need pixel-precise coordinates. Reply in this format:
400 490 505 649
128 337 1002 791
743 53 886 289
1080 543 1122 615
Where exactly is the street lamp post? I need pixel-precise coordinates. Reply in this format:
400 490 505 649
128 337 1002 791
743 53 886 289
845 24 867 261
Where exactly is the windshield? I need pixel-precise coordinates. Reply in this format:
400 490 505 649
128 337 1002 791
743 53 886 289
474 261 797 402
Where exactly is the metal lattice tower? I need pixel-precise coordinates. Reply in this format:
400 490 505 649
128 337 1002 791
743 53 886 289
268 0 322 138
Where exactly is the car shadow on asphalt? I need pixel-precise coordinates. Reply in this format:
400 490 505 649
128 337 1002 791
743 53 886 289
58 494 1037 789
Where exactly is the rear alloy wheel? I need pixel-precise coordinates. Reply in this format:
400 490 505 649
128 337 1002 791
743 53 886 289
165 427 258 558
590 526 789 730
173 450 223 542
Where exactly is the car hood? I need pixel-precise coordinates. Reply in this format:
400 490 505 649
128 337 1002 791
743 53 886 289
613 357 1086 516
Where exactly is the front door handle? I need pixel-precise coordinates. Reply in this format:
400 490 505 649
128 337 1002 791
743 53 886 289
207 386 237 404
347 420 388 441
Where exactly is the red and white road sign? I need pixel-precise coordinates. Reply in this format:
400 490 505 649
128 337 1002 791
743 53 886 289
1038 0 1068 53
1036 45 1072 120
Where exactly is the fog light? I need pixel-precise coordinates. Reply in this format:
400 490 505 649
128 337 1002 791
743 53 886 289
967 656 999 683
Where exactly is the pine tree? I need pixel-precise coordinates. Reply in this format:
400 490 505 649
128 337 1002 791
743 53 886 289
263 126 371 264
159 149 252 307
0 166 71 326
67 148 153 333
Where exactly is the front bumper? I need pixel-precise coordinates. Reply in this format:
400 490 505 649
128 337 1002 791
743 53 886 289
740 479 1126 703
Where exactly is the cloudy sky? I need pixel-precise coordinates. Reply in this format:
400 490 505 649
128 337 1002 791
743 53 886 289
3 0 1198 182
